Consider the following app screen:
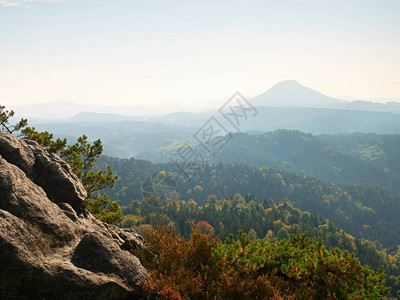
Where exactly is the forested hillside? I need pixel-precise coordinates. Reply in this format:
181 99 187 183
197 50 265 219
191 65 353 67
123 195 400 293
95 154 400 295
98 157 400 248
320 132 400 174
92 131 400 296
139 130 400 190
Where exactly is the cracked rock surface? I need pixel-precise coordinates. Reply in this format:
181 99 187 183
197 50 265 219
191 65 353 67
0 132 148 299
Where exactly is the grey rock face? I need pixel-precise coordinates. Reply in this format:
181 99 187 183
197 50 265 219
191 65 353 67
0 132 148 299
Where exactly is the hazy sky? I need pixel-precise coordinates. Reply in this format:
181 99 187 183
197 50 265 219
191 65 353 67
1 0 399 112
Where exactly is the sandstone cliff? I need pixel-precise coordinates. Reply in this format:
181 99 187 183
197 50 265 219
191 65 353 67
0 132 148 299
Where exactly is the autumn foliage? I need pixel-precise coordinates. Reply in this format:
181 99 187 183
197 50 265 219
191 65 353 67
136 222 390 299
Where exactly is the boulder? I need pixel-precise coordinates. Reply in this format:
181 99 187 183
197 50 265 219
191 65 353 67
0 132 148 299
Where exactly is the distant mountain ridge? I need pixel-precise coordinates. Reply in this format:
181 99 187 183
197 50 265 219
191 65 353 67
12 80 400 158
14 100 152 121
13 80 400 122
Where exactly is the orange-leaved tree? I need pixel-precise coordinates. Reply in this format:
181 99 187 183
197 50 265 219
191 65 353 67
135 223 389 299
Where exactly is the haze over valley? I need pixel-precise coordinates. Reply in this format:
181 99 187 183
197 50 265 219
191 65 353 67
15 80 400 158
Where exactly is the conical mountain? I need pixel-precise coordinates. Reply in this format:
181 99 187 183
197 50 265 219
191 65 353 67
251 80 346 107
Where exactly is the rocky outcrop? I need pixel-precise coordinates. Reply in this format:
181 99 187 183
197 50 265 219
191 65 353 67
0 132 148 299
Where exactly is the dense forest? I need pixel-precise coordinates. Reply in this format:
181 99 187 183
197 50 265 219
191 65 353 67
98 156 400 249
123 194 400 293
139 130 400 190
95 141 400 295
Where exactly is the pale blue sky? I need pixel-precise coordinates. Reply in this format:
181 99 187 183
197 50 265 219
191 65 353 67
1 0 399 112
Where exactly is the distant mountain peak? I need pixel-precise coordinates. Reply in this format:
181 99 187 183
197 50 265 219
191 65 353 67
251 80 345 108
272 80 303 88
